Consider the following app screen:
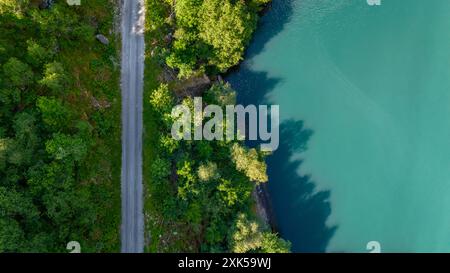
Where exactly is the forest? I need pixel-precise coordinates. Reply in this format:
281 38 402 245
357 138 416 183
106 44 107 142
0 0 121 252
0 0 290 253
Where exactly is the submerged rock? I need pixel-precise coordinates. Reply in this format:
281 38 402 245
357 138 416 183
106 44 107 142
95 34 109 45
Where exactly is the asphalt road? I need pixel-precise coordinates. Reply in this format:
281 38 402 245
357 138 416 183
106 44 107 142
120 0 145 253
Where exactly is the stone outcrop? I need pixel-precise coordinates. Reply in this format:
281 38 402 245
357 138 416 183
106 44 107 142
96 34 110 45
173 74 212 98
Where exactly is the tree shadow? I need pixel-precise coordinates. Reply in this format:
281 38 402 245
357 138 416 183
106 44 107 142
247 0 297 60
267 120 337 253
226 0 297 105
225 0 337 252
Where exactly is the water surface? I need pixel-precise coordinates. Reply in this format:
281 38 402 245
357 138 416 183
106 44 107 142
228 0 450 252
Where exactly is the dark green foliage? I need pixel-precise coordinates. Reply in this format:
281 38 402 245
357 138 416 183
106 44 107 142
36 96 71 130
228 213 290 253
39 61 69 93
156 0 266 78
146 82 288 252
145 0 289 253
3 57 34 88
0 1 120 252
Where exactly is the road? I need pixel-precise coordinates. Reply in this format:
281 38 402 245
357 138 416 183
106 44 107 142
120 0 145 253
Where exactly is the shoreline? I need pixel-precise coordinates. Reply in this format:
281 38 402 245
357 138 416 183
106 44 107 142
223 1 279 234
254 183 279 232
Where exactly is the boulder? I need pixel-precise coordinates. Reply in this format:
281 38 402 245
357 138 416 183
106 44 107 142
95 34 109 45
174 74 212 97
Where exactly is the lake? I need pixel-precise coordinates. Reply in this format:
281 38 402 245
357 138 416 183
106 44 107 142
227 0 450 252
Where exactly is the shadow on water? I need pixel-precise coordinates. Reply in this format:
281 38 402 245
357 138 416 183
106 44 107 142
226 0 297 105
226 0 337 252
246 0 297 60
268 120 337 253
226 0 297 104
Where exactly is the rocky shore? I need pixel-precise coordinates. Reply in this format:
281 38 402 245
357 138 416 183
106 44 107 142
254 183 278 232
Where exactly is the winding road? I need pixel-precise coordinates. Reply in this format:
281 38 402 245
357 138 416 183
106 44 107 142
120 0 145 253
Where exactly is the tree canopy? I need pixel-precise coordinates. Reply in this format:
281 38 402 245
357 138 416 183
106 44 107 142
165 0 265 78
0 0 121 252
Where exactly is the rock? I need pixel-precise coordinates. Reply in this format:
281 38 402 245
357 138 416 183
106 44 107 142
174 74 212 97
96 34 109 45
158 67 177 83
91 96 111 109
164 33 173 44
91 96 101 109
39 0 54 9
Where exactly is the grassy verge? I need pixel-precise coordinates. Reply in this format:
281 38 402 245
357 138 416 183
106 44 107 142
142 51 162 252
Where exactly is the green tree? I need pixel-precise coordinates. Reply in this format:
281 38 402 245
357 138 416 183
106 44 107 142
197 161 219 182
199 0 257 72
147 0 170 31
149 84 174 114
185 202 202 232
0 0 29 16
250 0 271 10
217 178 239 206
0 138 9 171
26 40 50 67
205 82 236 106
0 218 25 252
229 213 291 253
231 143 268 183
175 0 203 28
160 134 179 154
3 57 33 88
6 112 39 166
229 213 263 253
45 133 88 162
36 96 71 130
260 232 291 253
39 62 69 93
150 156 171 182
166 28 201 79
0 186 40 252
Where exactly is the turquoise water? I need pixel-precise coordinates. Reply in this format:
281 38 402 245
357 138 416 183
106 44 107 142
227 0 450 252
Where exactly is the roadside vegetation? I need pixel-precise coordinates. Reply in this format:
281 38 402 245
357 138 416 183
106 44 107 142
0 0 121 252
144 0 290 253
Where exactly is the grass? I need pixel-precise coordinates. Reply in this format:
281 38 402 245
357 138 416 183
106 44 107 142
142 54 162 252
